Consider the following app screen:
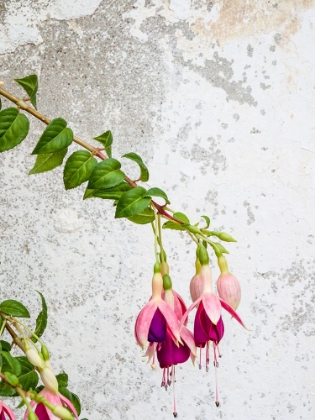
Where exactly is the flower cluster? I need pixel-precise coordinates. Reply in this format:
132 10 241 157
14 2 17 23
135 246 246 415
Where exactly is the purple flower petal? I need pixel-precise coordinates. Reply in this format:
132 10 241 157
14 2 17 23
148 308 166 342
157 332 190 368
194 302 209 347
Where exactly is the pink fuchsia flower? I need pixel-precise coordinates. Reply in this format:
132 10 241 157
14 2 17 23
134 266 181 349
144 272 196 417
181 247 247 407
216 256 241 310
24 388 78 420
0 400 16 420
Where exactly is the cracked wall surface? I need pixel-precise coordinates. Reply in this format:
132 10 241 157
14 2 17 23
1 1 315 419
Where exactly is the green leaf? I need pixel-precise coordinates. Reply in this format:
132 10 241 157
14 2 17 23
0 98 2 111
18 370 39 391
0 381 16 397
0 341 11 352
0 316 3 333
122 152 149 182
56 372 68 388
162 221 185 231
87 159 125 190
0 300 30 318
15 357 34 375
0 108 30 152
147 187 170 204
29 148 68 175
128 207 155 224
115 187 151 218
32 118 73 154
63 151 97 190
201 215 210 229
31 291 47 343
93 130 113 158
14 74 38 109
173 212 190 224
59 387 81 416
0 352 21 376
84 182 131 200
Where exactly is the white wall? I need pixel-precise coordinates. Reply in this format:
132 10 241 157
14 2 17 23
1 1 315 419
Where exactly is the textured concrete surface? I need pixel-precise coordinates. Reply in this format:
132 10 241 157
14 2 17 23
1 1 315 419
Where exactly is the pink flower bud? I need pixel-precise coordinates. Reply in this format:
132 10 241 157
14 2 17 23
217 273 241 310
189 273 203 302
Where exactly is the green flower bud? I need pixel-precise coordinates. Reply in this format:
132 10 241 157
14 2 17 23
198 245 209 265
153 262 161 273
41 345 50 361
4 371 19 387
162 274 172 290
217 232 237 242
52 406 74 420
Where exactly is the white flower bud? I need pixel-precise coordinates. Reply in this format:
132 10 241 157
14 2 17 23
25 348 44 369
40 367 58 394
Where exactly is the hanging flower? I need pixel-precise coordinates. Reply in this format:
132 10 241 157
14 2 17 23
0 400 16 420
134 266 181 349
181 246 247 407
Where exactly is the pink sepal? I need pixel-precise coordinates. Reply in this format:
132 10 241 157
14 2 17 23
158 299 182 345
59 393 79 419
202 293 221 325
134 300 158 348
220 298 249 330
180 296 202 328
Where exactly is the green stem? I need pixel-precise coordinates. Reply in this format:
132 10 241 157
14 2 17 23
157 214 165 264
7 316 44 347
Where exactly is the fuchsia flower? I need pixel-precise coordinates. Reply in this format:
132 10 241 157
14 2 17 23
143 273 196 417
0 400 16 420
23 388 78 420
181 252 247 406
134 268 181 349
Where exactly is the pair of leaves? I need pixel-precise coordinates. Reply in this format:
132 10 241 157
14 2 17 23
29 118 73 174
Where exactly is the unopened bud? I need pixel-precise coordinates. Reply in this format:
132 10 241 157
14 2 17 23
162 274 172 291
4 372 19 387
197 245 209 265
217 232 237 242
217 272 241 310
40 367 58 394
52 406 74 420
44 360 54 373
190 273 203 302
41 345 50 361
26 348 44 370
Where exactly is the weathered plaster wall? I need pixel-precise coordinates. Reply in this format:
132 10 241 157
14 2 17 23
1 1 315 419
